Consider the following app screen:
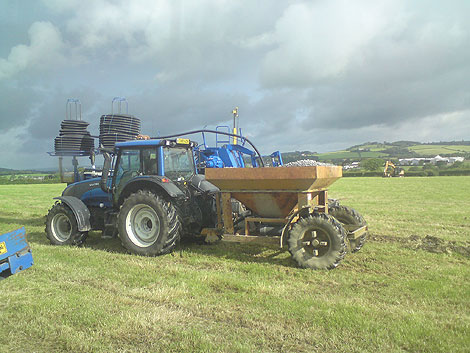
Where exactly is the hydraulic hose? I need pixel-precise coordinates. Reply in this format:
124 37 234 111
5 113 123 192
155 129 265 167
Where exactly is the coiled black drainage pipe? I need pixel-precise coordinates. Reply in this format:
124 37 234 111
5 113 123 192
99 114 141 149
54 120 94 154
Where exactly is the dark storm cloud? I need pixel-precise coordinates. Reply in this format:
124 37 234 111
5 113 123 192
22 87 108 141
0 83 39 130
128 85 250 137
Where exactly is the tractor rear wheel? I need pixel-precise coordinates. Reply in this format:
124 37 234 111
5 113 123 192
328 205 367 252
287 213 346 270
45 202 88 245
118 190 181 256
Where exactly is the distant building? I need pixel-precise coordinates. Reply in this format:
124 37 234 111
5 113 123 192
430 155 447 164
448 156 465 164
343 162 360 170
399 155 464 166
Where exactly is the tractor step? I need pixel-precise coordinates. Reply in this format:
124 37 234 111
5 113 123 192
102 224 117 238
102 212 118 238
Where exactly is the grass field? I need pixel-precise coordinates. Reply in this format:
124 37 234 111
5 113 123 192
313 143 470 160
409 145 470 156
315 150 386 160
1 178 469 352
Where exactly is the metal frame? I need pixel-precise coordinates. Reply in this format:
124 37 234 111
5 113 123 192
210 184 366 249
66 98 81 120
215 189 329 238
111 97 128 114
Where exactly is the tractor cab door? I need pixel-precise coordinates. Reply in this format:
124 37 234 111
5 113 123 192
113 147 159 198
113 148 141 197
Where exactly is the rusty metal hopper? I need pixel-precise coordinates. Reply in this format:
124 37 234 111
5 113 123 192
205 166 342 218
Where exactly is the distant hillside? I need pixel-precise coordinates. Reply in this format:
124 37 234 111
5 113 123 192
0 167 55 175
0 168 20 175
281 141 470 163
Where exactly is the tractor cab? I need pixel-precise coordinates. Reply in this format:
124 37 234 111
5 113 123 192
112 138 197 195
107 138 207 205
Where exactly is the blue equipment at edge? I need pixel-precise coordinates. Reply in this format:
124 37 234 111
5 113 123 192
194 126 283 172
0 227 34 280
191 109 284 172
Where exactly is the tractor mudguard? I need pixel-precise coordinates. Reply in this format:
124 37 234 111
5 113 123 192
54 196 91 232
117 176 186 205
190 174 220 194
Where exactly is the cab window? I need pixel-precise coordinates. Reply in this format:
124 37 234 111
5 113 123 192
114 149 140 189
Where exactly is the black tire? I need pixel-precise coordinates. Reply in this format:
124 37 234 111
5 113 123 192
45 202 88 245
287 213 346 270
328 205 367 252
328 198 340 208
161 196 182 254
118 190 181 256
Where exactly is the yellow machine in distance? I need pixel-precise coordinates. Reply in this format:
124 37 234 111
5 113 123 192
383 160 405 177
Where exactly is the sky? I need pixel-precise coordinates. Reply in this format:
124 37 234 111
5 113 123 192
1 0 470 169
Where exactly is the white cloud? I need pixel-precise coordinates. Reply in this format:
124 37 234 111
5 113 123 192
236 32 276 50
0 21 65 80
260 0 404 86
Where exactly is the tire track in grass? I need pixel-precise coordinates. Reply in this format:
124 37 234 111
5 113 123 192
369 234 470 257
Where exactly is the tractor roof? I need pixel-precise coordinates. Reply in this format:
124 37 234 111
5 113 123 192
115 138 196 149
115 139 162 148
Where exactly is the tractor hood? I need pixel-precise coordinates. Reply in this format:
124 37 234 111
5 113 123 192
63 177 112 208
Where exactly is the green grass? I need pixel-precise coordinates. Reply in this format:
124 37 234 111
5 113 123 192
409 144 470 155
329 176 470 242
1 179 469 352
315 150 386 160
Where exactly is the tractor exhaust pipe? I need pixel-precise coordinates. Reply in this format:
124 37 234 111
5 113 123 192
100 151 112 193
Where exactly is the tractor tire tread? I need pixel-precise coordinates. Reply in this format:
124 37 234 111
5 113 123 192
45 202 88 246
328 205 368 252
118 190 181 256
288 213 346 270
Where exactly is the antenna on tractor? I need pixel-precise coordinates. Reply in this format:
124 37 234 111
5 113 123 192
232 107 239 145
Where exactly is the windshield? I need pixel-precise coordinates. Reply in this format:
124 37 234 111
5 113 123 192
164 147 195 180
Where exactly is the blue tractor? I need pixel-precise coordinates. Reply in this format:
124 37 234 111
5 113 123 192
45 138 219 255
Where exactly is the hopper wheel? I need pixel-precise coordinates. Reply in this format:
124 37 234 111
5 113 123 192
287 213 346 270
328 205 367 252
118 190 181 256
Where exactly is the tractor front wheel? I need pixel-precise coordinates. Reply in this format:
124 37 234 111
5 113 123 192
118 190 181 256
287 213 346 270
45 203 88 245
